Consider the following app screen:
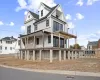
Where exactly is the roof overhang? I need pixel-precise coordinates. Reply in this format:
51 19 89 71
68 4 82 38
53 31 77 39
19 30 50 38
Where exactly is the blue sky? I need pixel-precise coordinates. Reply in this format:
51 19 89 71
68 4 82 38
0 0 100 46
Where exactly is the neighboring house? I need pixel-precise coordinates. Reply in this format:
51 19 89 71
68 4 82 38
87 39 100 50
0 36 17 54
18 3 81 62
80 46 86 50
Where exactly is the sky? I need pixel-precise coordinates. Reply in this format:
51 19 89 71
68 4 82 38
0 0 100 47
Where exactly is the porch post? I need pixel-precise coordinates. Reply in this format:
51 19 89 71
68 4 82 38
75 38 77 49
33 50 35 61
71 51 74 60
68 37 69 48
50 50 53 63
20 50 23 59
68 51 70 60
64 50 66 60
27 50 29 60
59 50 61 61
34 36 35 48
59 33 60 48
24 50 27 60
39 50 42 61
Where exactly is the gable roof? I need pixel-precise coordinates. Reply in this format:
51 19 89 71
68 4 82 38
88 41 98 46
29 11 39 19
34 4 59 24
0 36 17 41
41 2 51 9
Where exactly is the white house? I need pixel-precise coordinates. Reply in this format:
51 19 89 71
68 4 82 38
18 3 84 62
0 36 18 54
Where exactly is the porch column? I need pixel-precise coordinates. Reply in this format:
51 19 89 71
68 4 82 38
39 50 42 61
50 50 53 63
75 51 77 59
24 50 27 60
20 50 23 60
68 37 69 48
75 38 77 49
71 51 74 60
64 50 66 60
25 38 27 48
68 51 70 60
59 34 60 48
59 50 61 61
32 50 35 61
27 50 29 60
34 36 35 48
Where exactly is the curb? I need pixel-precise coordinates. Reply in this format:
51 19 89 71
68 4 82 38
0 65 100 77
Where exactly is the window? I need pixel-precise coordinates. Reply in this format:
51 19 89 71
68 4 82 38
60 38 64 48
6 41 12 44
53 36 59 47
53 21 63 32
5 47 7 50
48 35 51 43
34 24 37 31
36 38 39 45
0 46 2 50
41 10 43 17
0 40 2 43
10 47 12 50
46 19 49 27
27 25 31 34
28 15 30 18
53 36 64 48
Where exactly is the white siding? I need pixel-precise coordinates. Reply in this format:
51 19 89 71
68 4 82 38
38 5 49 19
24 20 35 35
0 40 18 54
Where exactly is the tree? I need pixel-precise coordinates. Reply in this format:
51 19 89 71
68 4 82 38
73 44 81 49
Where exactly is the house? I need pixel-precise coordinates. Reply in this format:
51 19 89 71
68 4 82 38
80 46 86 50
0 36 17 54
18 3 84 62
87 39 100 50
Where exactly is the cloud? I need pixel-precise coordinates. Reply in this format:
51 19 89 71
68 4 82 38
66 14 72 20
77 31 100 46
76 0 84 6
0 21 4 25
68 22 75 29
21 26 25 31
24 11 28 15
15 0 56 12
87 0 99 5
7 22 15 26
76 13 84 20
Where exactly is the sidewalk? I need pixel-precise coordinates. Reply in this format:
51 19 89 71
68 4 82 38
0 65 100 77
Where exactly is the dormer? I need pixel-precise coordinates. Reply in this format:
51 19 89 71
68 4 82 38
52 5 66 22
24 11 39 24
38 3 51 19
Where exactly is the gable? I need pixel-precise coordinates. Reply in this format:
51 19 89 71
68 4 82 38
51 5 66 22
25 12 33 22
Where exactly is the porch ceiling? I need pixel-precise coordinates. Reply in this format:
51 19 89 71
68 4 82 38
53 31 77 39
19 30 50 38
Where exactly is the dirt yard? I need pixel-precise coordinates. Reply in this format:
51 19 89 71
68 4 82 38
0 55 100 72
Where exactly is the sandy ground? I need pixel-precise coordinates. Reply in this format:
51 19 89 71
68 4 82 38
0 55 100 72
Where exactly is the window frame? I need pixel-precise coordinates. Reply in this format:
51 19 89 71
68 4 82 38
46 19 49 27
27 25 31 34
36 38 39 45
48 35 51 43
41 10 43 17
